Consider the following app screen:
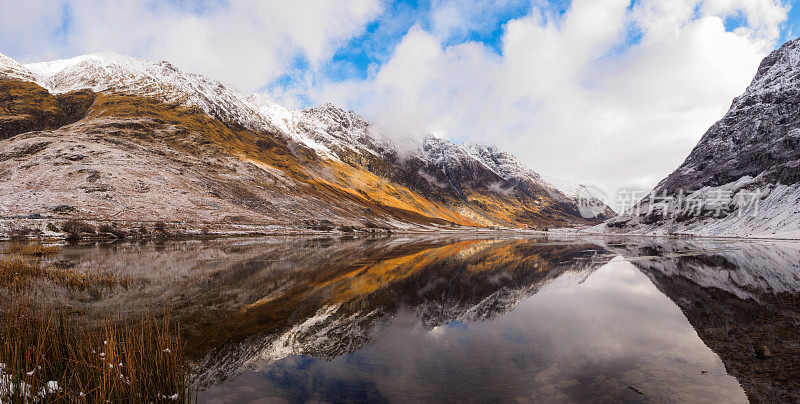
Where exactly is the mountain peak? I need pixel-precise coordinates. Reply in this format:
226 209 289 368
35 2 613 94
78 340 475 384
310 101 345 112
732 36 800 112
304 102 359 124
753 37 800 81
460 142 544 184
17 52 286 137
24 52 197 93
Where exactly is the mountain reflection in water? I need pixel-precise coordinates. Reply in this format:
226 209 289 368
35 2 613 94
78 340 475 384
28 235 800 403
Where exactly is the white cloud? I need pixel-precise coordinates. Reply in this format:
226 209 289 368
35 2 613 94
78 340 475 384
0 0 69 60
702 0 787 41
0 0 381 92
310 0 789 198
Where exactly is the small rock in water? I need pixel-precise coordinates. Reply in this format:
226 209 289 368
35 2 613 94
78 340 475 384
626 385 645 395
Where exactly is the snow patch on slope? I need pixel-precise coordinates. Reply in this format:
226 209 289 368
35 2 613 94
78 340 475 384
461 142 543 184
0 52 37 82
598 178 800 239
418 136 553 189
731 38 800 113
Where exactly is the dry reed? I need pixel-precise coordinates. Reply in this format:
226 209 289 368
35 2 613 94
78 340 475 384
0 242 191 402
5 242 61 257
0 300 191 402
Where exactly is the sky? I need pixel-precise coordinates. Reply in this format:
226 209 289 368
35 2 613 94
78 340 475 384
0 0 797 198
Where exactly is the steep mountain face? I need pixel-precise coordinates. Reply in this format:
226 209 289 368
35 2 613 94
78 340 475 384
602 37 800 238
0 52 605 232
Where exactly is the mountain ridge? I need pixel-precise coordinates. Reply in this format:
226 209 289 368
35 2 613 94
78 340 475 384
0 51 608 236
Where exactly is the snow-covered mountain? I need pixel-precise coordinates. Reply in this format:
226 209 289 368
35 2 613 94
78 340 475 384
7 53 387 160
0 51 607 232
0 53 37 82
601 37 800 239
21 53 284 135
8 52 581 191
6 53 555 177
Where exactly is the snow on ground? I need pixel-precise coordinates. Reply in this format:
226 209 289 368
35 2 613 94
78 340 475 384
595 180 800 240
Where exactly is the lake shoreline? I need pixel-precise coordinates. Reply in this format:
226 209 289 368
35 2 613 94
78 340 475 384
3 216 800 243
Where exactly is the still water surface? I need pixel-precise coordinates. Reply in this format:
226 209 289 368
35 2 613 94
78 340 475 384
31 235 800 402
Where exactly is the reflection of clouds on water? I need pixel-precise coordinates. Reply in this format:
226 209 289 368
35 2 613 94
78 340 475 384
202 243 749 403
608 238 800 403
578 257 666 298
18 236 798 403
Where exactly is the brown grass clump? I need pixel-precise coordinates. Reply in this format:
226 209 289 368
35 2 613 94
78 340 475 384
0 255 45 288
0 300 191 402
0 244 116 290
0 78 95 140
97 224 127 239
5 242 61 257
46 267 116 290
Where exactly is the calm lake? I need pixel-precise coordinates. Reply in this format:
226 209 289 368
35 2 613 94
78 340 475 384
18 235 800 403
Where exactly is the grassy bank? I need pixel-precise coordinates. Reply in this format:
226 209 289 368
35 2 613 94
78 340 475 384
0 242 192 402
5 243 61 257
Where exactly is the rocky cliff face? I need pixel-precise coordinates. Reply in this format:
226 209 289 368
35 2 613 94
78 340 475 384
0 52 607 232
602 38 800 238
